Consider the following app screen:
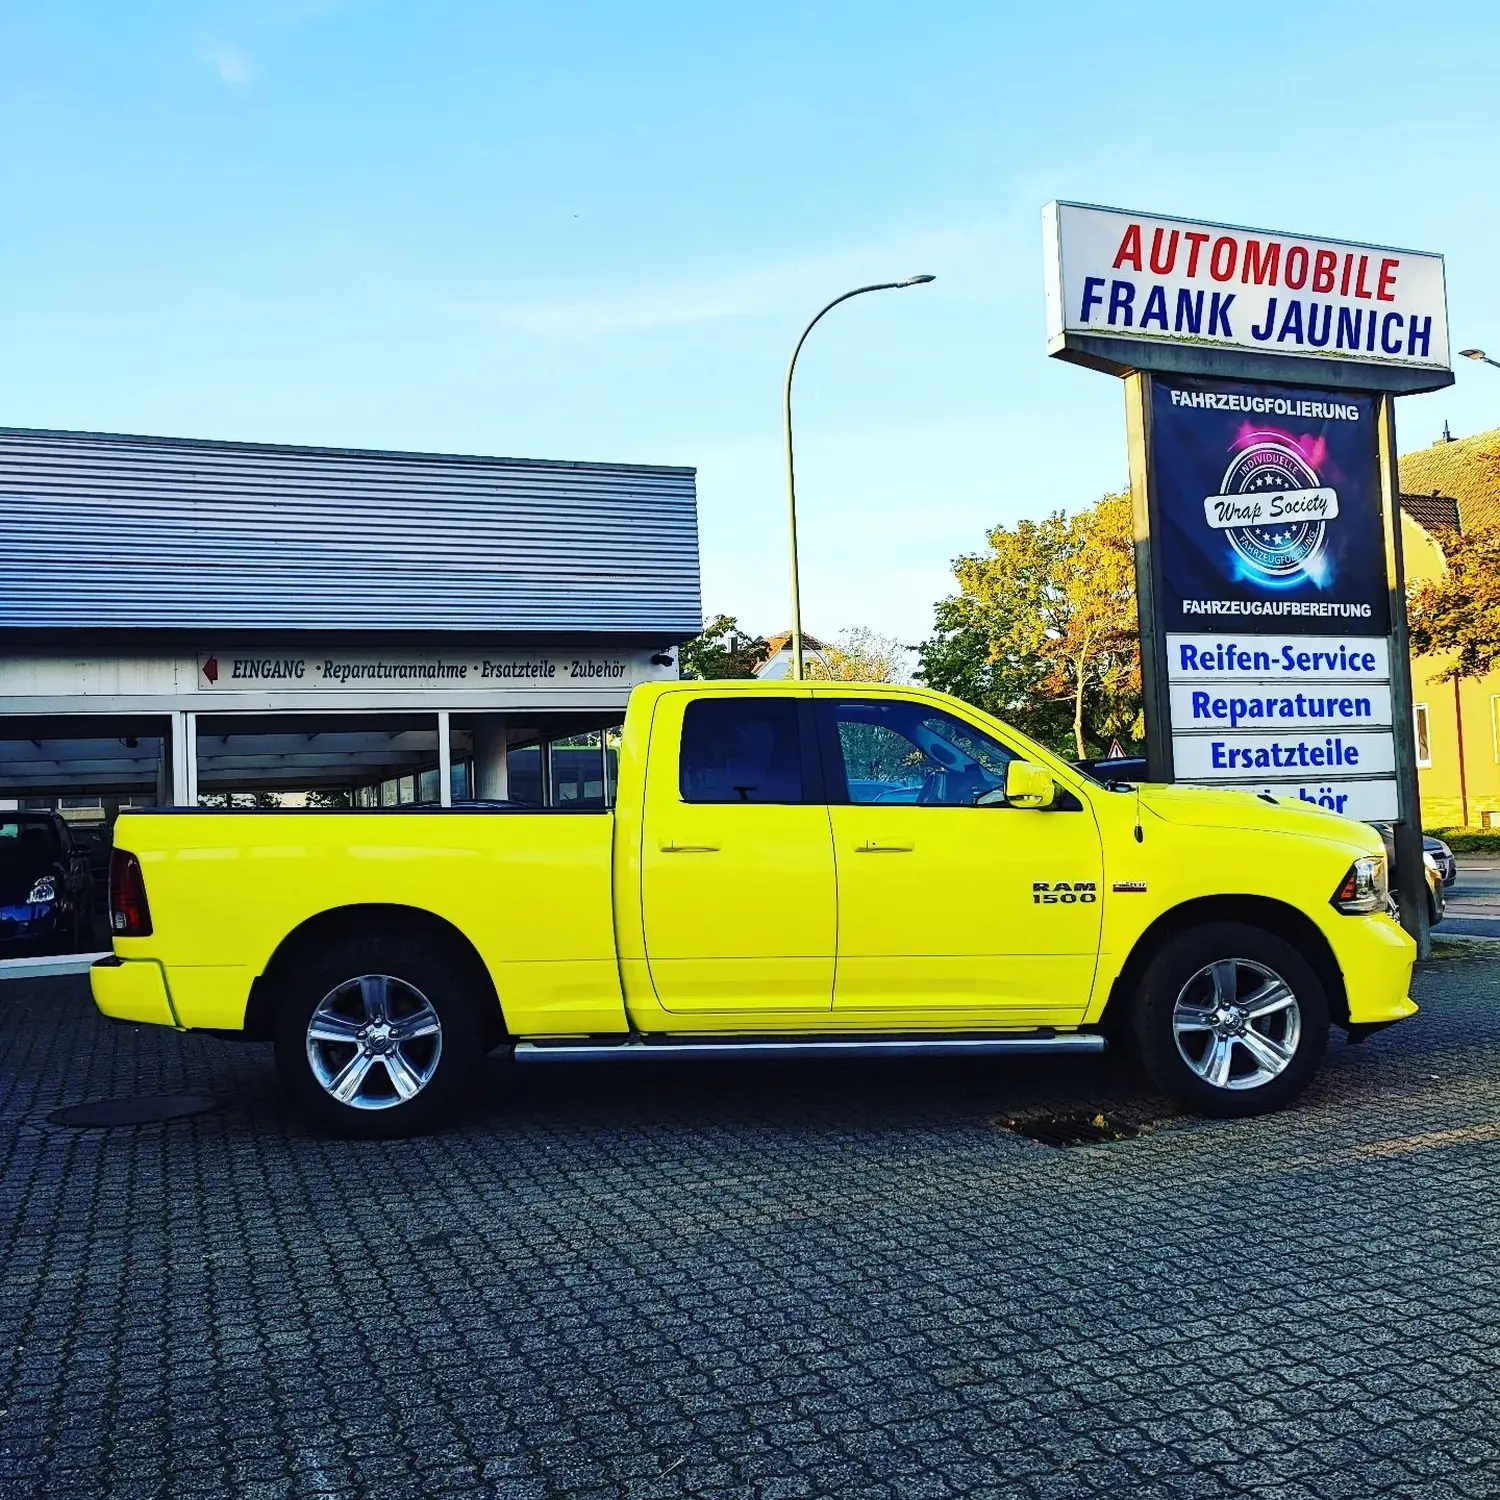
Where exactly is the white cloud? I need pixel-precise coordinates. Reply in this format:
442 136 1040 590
196 1 352 87
202 41 255 87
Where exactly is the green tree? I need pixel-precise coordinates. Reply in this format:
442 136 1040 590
677 614 770 679
305 789 353 808
1408 524 1500 680
806 627 912 684
196 789 284 809
918 492 1142 759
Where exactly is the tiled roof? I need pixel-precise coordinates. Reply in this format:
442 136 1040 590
1400 491 1462 533
1398 426 1500 533
763 631 829 655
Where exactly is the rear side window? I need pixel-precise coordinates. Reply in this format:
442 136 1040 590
0 819 61 864
679 699 804 804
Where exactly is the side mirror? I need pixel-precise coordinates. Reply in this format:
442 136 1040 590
1005 760 1056 810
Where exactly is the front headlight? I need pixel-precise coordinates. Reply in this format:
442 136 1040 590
1331 855 1387 914
26 875 57 904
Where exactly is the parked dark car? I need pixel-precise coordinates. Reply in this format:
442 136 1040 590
1073 755 1148 785
1423 835 1457 887
70 823 114 893
1424 854 1447 928
1370 823 1446 930
0 812 94 955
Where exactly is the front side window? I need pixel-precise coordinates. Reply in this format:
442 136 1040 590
826 699 1019 806
680 698 804 804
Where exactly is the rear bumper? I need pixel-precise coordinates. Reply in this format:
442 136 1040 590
1332 914 1419 1028
91 956 178 1028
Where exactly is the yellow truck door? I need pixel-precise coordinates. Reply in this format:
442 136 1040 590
819 695 1102 1022
640 691 837 1012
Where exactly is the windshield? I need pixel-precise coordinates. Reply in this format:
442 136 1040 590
0 819 62 901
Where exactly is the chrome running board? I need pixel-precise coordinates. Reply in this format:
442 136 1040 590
513 1032 1106 1063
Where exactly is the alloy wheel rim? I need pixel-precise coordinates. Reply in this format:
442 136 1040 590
1171 957 1301 1091
306 973 443 1111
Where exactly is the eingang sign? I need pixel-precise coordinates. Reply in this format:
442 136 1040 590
196 650 669 691
1044 202 1450 374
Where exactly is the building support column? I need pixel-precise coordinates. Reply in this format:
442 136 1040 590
473 718 508 801
170 711 198 807
1376 394 1429 958
437 711 453 808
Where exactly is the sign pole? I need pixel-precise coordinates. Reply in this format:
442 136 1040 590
1124 371 1173 783
1375 393 1431 956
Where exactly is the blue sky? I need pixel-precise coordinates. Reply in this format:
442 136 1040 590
2 1 1498 645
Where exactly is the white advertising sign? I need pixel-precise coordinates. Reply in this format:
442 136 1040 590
1169 682 1392 733
1044 201 1449 371
1165 634 1390 683
196 650 671 691
1177 778 1399 822
1166 631 1397 823
1173 730 1395 781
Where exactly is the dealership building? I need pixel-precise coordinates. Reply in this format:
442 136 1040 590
0 427 700 815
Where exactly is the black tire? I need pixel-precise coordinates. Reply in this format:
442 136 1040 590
1130 921 1329 1118
272 930 489 1139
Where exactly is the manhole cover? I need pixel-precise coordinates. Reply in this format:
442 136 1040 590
1000 1109 1152 1147
48 1095 219 1128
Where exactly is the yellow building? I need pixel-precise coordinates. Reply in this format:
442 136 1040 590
1399 425 1500 829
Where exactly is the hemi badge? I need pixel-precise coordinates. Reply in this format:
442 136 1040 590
1112 881 1148 893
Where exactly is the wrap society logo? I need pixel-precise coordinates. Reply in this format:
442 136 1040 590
1202 428 1337 589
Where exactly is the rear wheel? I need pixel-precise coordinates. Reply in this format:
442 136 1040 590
1131 922 1328 1117
272 931 488 1138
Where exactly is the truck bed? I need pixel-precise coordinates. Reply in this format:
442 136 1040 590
109 809 627 1035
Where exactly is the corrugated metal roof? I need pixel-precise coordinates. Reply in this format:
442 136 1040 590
0 427 701 634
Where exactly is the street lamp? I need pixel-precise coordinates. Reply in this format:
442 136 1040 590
783 275 935 681
1459 348 1500 369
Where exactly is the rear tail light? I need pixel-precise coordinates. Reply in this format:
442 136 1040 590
109 849 153 937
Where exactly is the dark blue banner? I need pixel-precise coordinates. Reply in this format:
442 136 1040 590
1151 377 1389 636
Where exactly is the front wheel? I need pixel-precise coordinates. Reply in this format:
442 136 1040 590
272 932 488 1138
1131 922 1329 1117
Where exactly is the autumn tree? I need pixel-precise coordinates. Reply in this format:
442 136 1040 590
918 492 1142 759
806 627 913 684
677 614 770 679
1407 525 1500 680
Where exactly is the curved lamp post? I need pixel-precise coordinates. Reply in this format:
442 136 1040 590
783 275 935 681
1459 348 1500 369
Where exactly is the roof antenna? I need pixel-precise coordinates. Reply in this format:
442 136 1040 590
1133 784 1144 843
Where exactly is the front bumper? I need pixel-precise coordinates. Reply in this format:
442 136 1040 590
91 956 178 1028
1332 913 1419 1028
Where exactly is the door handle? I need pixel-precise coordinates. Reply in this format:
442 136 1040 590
659 840 721 853
855 840 914 853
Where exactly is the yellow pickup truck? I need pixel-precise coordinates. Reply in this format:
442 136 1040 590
93 680 1416 1136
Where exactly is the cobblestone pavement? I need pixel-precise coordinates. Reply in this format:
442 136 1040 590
3 960 1500 1500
